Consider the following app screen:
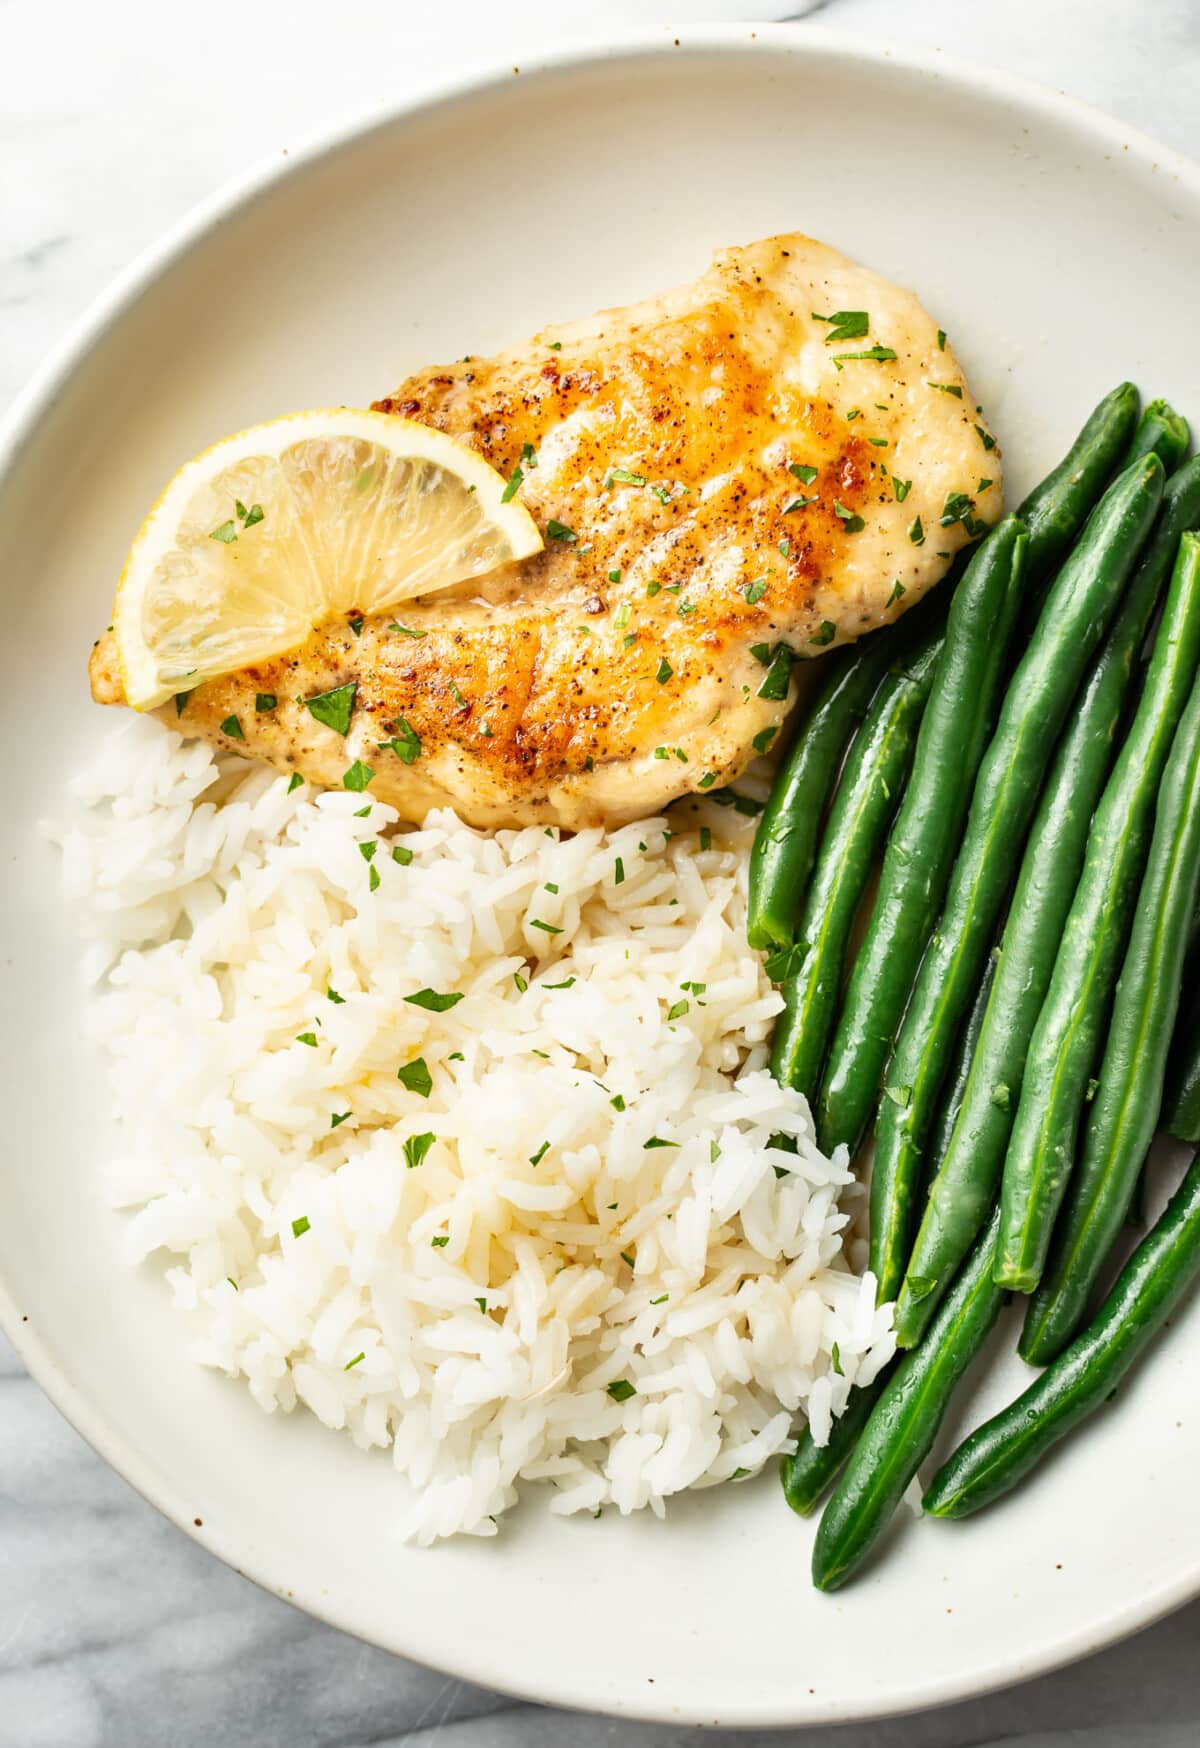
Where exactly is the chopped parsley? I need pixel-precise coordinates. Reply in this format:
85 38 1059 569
832 345 898 370
646 580 661 597
530 918 563 934
305 681 357 736
643 1137 678 1150
810 620 837 647
287 772 304 793
513 971 528 993
546 519 577 543
343 1352 365 1372
937 328 947 351
812 309 869 342
614 603 630 630
404 988 464 1012
650 1294 668 1307
342 760 374 792
389 623 426 639
609 568 622 584
431 1235 449 1248
209 519 238 544
887 579 907 607
757 644 794 701
255 693 277 713
927 381 964 398
908 515 926 546
379 718 421 764
529 1141 550 1167
397 1058 433 1097
619 1250 636 1268
607 467 647 488
403 1132 435 1169
784 495 817 514
745 576 768 605
752 726 778 755
975 423 997 451
220 714 245 740
614 857 625 885
834 500 865 532
667 999 689 1021
359 841 377 862
789 462 818 485
610 1093 626 1111
348 615 363 636
175 692 191 717
296 1032 318 1047
699 826 712 851
392 843 413 865
544 976 576 989
656 656 673 684
884 1083 913 1109
893 476 913 503
607 1379 637 1402
331 1112 351 1128
764 942 804 982
869 436 889 447
291 1215 310 1238
327 987 345 1004
501 463 524 503
353 805 371 818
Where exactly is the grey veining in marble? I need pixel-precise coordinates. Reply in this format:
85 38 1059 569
4 0 1200 1742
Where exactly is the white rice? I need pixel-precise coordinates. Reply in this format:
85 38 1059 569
48 717 894 1542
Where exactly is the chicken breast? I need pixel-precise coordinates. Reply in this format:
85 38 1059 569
90 234 1002 829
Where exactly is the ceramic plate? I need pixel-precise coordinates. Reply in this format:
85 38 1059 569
2 26 1198 1728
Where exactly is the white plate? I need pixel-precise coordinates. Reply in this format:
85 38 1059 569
2 26 1199 1729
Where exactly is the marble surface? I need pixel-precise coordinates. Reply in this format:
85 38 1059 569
4 0 1200 1741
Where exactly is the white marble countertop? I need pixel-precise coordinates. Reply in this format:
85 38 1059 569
4 1 1200 1742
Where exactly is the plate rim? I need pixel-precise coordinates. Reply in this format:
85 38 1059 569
3 21 1200 1727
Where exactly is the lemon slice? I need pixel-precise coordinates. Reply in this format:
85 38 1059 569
112 409 543 709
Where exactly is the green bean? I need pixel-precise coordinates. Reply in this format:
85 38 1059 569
770 612 945 1099
811 1209 1004 1592
1016 382 1139 584
1021 598 1200 1361
815 518 1028 1159
881 455 1165 1325
1162 978 1200 1143
780 1360 896 1519
1001 533 1200 1329
780 963 991 1521
1162 896 1200 1141
904 457 1200 1323
1123 397 1190 474
926 947 998 1175
926 1147 1200 1519
747 633 898 952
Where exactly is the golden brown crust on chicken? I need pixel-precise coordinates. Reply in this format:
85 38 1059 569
90 234 1002 828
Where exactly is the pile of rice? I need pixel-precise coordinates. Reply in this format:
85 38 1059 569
50 718 894 1542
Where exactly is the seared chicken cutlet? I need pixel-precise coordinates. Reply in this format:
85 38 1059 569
90 234 1002 828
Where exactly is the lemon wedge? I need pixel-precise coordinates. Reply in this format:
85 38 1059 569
112 409 542 709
